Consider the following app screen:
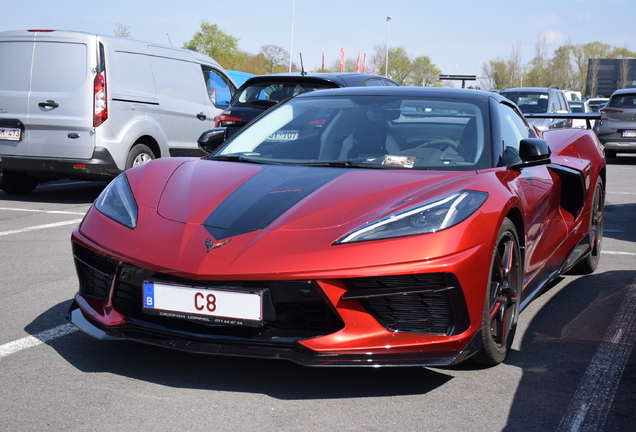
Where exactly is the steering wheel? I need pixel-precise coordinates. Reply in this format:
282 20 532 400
418 139 459 150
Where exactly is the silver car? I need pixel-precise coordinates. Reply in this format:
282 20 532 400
594 89 636 158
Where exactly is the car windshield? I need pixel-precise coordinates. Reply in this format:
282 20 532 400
501 92 549 113
232 80 339 107
213 95 491 171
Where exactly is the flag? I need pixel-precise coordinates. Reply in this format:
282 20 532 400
356 52 360 73
372 53 377 74
362 53 367 73
340 48 345 72
321 49 324 70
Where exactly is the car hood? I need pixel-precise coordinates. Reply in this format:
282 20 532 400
156 159 476 240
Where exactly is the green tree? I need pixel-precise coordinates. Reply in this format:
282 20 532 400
408 55 441 87
182 21 241 69
482 58 509 89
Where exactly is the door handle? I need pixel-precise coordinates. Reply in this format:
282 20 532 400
38 100 59 108
197 112 207 120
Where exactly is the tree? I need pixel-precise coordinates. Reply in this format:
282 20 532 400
408 56 441 87
482 58 509 89
549 43 575 89
114 23 131 38
183 21 241 69
525 34 548 87
260 45 289 74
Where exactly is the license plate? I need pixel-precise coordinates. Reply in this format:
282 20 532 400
143 281 263 326
622 130 636 138
267 130 298 141
0 127 21 141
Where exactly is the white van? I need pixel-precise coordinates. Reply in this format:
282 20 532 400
0 30 236 194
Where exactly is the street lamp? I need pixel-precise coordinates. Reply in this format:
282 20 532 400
289 0 295 72
385 16 392 76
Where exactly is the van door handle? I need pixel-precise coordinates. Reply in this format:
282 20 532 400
38 100 59 108
197 112 207 120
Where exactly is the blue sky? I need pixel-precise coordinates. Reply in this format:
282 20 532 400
3 0 635 86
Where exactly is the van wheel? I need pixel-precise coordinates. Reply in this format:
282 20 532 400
125 144 155 169
0 172 39 194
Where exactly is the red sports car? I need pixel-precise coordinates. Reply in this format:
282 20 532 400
67 87 605 367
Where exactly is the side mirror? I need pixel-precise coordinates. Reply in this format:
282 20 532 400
510 138 551 170
197 128 227 154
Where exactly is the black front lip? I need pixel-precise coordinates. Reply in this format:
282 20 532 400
66 300 480 367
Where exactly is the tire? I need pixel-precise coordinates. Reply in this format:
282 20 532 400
0 172 39 194
472 218 521 366
568 178 604 275
125 144 155 169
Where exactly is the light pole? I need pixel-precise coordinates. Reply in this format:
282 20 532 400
289 0 295 72
385 16 392 76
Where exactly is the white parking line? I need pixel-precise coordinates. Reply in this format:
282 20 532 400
602 251 636 256
0 324 78 359
0 219 83 237
0 207 86 215
557 277 636 432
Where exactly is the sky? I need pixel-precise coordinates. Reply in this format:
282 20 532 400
2 0 635 87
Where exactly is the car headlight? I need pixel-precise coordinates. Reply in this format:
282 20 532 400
94 173 138 229
334 190 488 244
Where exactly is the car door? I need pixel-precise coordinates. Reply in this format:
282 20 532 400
498 102 568 287
28 38 95 159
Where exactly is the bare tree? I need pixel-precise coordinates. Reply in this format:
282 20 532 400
506 43 524 87
588 58 600 97
260 45 290 74
114 23 132 38
619 58 630 89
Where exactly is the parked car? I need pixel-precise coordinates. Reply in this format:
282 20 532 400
0 29 236 194
563 90 582 101
67 87 605 368
568 100 593 128
500 86 572 131
587 97 609 112
594 88 636 158
215 73 399 138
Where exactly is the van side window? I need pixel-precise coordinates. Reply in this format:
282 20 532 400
203 68 235 109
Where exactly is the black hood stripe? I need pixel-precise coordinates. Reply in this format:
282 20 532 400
204 166 349 240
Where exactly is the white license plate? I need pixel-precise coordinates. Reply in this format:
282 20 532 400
143 281 263 326
622 130 636 138
267 130 298 141
0 127 21 141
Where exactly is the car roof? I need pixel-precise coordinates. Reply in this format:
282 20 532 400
611 88 636 96
293 85 496 101
238 72 397 89
500 87 559 93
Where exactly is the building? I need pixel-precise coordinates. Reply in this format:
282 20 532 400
585 58 636 97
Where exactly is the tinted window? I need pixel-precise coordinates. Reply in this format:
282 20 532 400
609 93 636 108
363 79 385 86
233 81 337 106
498 102 531 164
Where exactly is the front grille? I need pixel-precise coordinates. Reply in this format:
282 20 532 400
73 243 118 299
72 243 344 340
343 273 469 335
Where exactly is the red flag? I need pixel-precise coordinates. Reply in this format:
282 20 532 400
340 48 345 72
372 53 377 74
362 53 367 73
321 49 324 70
356 52 360 73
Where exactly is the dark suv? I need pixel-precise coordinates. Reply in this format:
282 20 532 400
215 73 399 138
499 86 572 131
594 88 636 158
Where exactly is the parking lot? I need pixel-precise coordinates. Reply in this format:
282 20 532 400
1 157 635 432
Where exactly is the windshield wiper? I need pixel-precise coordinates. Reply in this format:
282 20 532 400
210 154 266 164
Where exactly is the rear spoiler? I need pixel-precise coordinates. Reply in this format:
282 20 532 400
524 112 601 129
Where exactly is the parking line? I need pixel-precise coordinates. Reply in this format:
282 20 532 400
556 277 636 432
0 324 78 359
0 207 86 215
0 219 83 237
